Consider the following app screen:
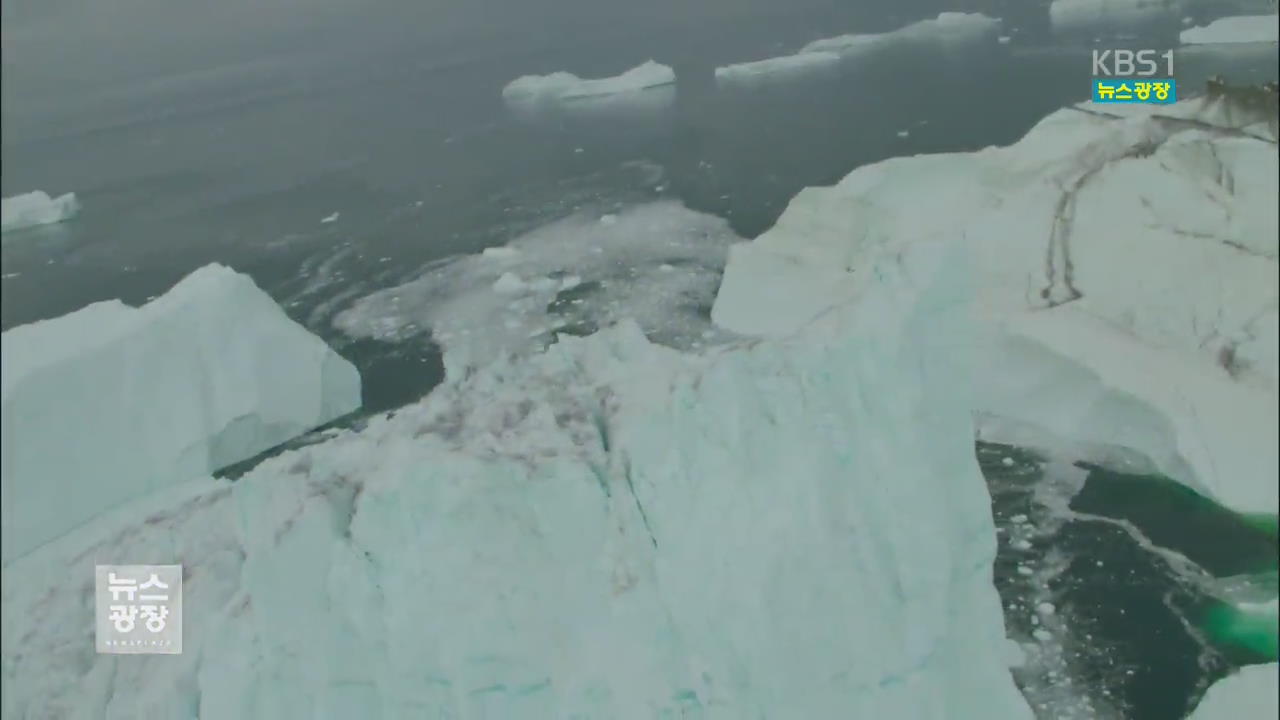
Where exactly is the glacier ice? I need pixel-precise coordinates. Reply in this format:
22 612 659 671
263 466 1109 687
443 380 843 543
711 97 1279 516
1189 664 1279 719
1181 14 1280 45
0 234 1032 719
1 263 361 563
1 190 80 234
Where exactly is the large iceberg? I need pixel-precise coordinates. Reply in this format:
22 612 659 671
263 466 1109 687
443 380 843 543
1 263 361 563
1189 664 1279 718
1 190 80 234
0 234 1032 717
1181 14 1280 44
712 97 1278 516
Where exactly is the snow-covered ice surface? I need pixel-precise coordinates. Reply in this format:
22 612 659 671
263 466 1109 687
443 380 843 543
1 264 361 563
1188 664 1279 718
1181 15 1280 45
502 60 675 113
712 96 1279 516
1 191 80 234
333 200 740 377
802 12 1002 57
1 233 1034 718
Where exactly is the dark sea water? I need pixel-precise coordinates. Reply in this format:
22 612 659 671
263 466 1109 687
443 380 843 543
980 442 1278 719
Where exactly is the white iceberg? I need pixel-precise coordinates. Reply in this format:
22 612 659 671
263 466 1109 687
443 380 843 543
803 12 1002 57
1181 14 1280 44
712 98 1278 515
0 190 80 234
0 232 1032 717
713 51 840 89
1188 664 1278 719
502 60 676 112
1049 0 1178 37
1 263 361 563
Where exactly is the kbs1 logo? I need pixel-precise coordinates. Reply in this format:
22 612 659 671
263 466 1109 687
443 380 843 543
1091 49 1176 105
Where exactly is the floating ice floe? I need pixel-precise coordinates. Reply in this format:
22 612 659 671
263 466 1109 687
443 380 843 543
1188 664 1279 719
712 96 1278 515
1180 14 1280 45
0 191 80 234
502 60 676 115
0 263 361 562
802 12 1002 57
1049 0 1179 37
1 232 1033 717
713 51 840 89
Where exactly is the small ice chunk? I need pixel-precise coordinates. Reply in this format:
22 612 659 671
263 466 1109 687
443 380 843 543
482 247 521 261
1001 457 1015 466
1011 539 1032 551
320 212 340 224
1010 514 1029 524
1033 629 1053 642
1037 602 1056 616
493 272 528 294
998 35 1012 44
1017 565 1034 576
2 191 81 233
897 130 910 138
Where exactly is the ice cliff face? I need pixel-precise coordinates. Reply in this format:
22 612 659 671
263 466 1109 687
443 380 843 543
713 97 1279 516
1 238 1032 719
1 264 361 563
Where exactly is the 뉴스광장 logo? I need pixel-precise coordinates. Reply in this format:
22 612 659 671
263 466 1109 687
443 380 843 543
1091 49 1176 104
96 564 182 654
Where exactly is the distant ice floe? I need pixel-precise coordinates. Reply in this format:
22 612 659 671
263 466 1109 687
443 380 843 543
712 96 1279 516
1049 0 1178 37
1188 664 1279 719
713 51 841 89
502 60 676 117
802 12 1002 57
333 200 740 378
0 264 361 563
0 191 80 234
1181 14 1280 45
